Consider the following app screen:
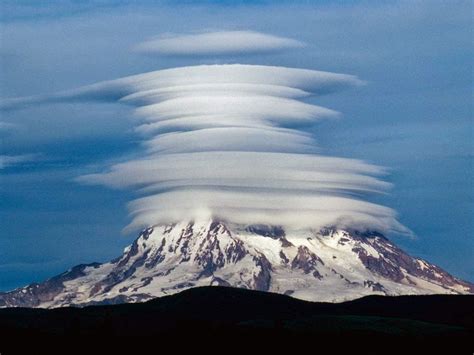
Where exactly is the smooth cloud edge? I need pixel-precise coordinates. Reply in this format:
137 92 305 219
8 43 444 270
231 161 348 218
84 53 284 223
133 30 306 56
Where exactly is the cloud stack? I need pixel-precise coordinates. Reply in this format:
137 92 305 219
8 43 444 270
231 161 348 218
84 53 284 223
1 31 409 235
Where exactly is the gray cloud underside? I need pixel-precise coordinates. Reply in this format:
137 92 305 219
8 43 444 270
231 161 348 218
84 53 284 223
134 30 305 56
2 64 408 234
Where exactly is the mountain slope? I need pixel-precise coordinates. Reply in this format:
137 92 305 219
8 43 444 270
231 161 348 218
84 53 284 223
0 219 472 308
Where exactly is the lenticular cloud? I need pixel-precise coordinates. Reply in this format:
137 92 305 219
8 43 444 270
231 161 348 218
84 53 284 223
134 30 305 56
66 64 405 234
2 63 408 234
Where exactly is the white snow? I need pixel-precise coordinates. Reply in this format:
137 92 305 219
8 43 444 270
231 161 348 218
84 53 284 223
28 220 471 308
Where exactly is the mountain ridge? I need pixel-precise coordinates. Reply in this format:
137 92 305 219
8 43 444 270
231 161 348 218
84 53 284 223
1 219 472 308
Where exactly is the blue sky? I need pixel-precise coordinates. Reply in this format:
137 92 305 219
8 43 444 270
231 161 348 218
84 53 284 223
0 0 472 290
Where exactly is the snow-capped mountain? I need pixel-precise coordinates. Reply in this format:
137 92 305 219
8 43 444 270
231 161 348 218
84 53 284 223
1 219 472 308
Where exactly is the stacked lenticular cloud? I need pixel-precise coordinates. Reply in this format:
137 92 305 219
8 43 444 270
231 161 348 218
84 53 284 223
41 63 404 234
1 59 408 234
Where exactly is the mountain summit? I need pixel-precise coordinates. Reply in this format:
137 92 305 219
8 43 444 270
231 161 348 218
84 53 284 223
1 219 472 308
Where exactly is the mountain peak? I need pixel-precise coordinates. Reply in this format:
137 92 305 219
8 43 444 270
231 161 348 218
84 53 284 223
1 221 472 308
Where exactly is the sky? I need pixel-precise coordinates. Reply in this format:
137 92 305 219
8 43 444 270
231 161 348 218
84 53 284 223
0 0 472 291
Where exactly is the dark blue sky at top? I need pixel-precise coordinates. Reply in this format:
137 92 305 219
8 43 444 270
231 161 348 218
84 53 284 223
0 0 472 291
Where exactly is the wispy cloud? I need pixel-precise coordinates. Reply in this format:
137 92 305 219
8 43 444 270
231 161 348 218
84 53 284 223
0 154 39 169
0 121 17 132
134 30 305 56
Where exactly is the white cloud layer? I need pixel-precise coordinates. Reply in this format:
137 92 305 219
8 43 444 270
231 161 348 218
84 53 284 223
134 30 305 56
1 64 408 235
